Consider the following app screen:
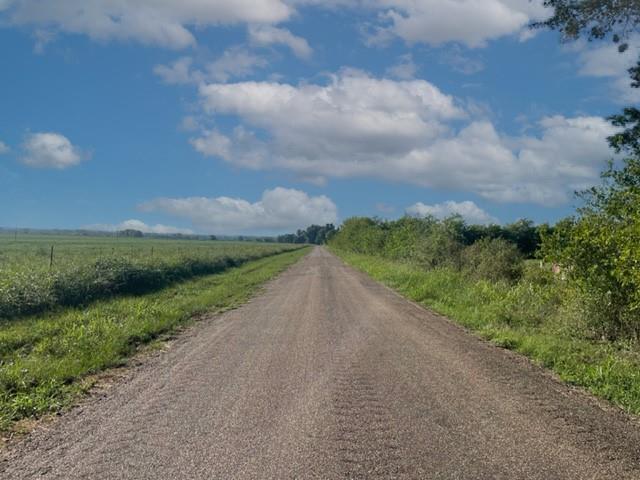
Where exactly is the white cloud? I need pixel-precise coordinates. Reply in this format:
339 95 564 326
206 47 268 82
197 69 466 158
192 70 616 206
1 0 291 49
2 1 552 51
154 48 267 85
190 129 232 160
21 132 87 169
249 25 313 59
153 57 197 85
575 37 640 103
0 141 9 154
360 0 549 48
407 200 498 224
386 54 417 79
87 219 194 235
139 187 338 234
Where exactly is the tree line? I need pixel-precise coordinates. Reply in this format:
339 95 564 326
276 224 337 245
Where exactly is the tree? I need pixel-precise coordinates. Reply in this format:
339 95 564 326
328 217 386 253
118 229 143 238
502 219 541 258
537 1 640 339
535 1 640 43
276 224 337 245
536 1 640 339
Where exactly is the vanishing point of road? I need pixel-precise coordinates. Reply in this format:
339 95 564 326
2 247 640 479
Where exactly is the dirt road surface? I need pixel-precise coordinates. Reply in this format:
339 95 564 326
2 247 640 479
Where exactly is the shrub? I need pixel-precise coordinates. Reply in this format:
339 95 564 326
412 226 464 270
538 158 640 340
496 266 564 327
329 217 387 255
462 238 523 283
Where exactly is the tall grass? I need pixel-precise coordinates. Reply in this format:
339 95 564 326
0 235 299 319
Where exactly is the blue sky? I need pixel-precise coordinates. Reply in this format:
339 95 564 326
1 0 638 235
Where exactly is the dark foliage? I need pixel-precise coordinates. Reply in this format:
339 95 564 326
277 224 337 244
534 1 640 43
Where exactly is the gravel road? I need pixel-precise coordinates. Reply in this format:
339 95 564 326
2 247 640 479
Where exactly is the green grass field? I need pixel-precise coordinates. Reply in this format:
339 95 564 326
0 234 283 270
0 234 298 319
0 244 310 432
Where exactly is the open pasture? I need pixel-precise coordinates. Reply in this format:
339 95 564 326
0 233 297 319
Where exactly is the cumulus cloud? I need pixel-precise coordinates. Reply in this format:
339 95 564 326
21 132 87 169
153 57 197 85
407 200 498 225
190 129 232 160
139 187 338 234
360 0 549 48
1 0 291 49
154 48 267 85
2 1 551 51
205 47 269 82
191 70 616 206
574 37 640 103
197 70 465 161
249 25 313 59
386 54 417 79
0 141 9 154
87 219 194 235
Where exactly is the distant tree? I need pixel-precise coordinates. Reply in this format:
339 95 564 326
118 229 143 238
276 224 337 245
277 233 297 244
294 229 307 244
502 219 541 258
209 235 217 241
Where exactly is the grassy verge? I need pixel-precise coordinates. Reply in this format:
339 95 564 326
1 243 298 320
332 249 640 415
0 247 310 432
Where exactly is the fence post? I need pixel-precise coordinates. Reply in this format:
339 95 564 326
49 245 54 270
